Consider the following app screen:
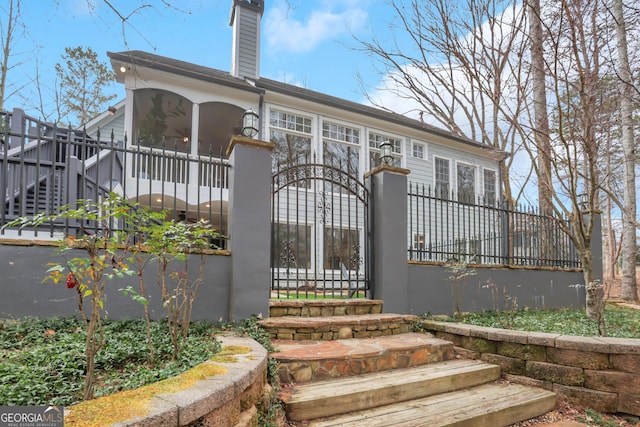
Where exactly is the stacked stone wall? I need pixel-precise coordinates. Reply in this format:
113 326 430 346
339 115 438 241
421 320 640 416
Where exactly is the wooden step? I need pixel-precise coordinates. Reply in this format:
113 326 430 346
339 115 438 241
269 299 383 317
259 313 417 341
280 359 500 421
272 332 454 383
305 382 556 427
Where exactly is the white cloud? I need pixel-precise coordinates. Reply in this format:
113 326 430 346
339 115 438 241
264 3 368 54
70 0 98 16
269 71 306 87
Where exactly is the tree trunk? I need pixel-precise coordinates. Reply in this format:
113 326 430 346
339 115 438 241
528 0 553 216
581 250 606 335
0 0 19 111
614 0 638 302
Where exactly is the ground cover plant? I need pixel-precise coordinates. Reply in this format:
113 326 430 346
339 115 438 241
427 303 640 338
0 317 221 407
3 193 219 399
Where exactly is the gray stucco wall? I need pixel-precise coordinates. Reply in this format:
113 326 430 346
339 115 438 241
0 244 231 321
408 263 587 316
1 246 588 321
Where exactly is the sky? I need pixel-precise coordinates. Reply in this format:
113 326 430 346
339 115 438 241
5 0 398 116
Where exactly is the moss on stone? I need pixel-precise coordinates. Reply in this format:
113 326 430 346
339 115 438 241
65 363 227 426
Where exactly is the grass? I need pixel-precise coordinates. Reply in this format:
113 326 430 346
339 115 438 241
271 291 366 300
0 317 222 407
428 303 640 338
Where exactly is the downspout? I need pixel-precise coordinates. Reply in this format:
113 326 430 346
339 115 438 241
258 91 264 140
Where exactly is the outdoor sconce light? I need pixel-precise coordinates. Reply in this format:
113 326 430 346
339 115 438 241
241 108 259 138
579 193 589 211
379 140 393 165
108 106 117 115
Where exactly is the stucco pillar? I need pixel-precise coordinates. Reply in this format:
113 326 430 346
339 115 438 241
226 136 275 321
365 165 411 314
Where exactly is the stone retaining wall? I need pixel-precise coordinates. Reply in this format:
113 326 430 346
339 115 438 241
261 314 416 341
420 320 640 416
66 336 268 427
269 300 383 317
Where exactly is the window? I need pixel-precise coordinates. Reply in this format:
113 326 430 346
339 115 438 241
368 132 402 168
412 142 425 159
271 223 312 269
323 122 359 144
270 110 312 172
323 121 360 185
457 163 476 204
484 169 497 205
324 227 361 271
434 157 450 199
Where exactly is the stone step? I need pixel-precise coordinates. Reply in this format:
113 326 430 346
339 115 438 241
271 332 454 383
259 313 417 341
280 359 500 421
269 299 383 318
304 382 556 427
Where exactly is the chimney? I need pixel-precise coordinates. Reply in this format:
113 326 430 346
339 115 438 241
229 0 264 80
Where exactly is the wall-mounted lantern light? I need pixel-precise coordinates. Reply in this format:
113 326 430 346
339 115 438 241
579 193 589 211
379 140 393 166
242 108 259 138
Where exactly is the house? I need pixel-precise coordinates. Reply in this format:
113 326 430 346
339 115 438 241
0 0 590 320
2 0 580 296
103 0 508 285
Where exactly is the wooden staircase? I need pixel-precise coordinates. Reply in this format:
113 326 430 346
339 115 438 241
260 299 556 427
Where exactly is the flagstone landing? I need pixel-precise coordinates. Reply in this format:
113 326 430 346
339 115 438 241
271 332 454 383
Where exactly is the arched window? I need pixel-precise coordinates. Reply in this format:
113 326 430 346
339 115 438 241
198 102 244 157
132 88 193 153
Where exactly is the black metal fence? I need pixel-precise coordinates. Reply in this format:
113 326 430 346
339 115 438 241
271 162 370 298
407 182 581 268
1 109 230 247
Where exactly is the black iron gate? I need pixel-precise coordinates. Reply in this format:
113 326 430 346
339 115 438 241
271 163 370 298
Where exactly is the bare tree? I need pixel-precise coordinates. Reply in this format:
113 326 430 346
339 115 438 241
613 0 638 301
531 0 608 328
0 0 28 111
355 0 528 204
359 0 633 328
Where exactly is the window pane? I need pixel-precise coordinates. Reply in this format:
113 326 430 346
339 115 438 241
323 140 359 176
457 163 476 203
484 169 497 205
412 143 424 159
272 223 311 269
324 228 361 271
323 122 360 145
271 130 311 171
270 111 312 134
435 158 450 198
